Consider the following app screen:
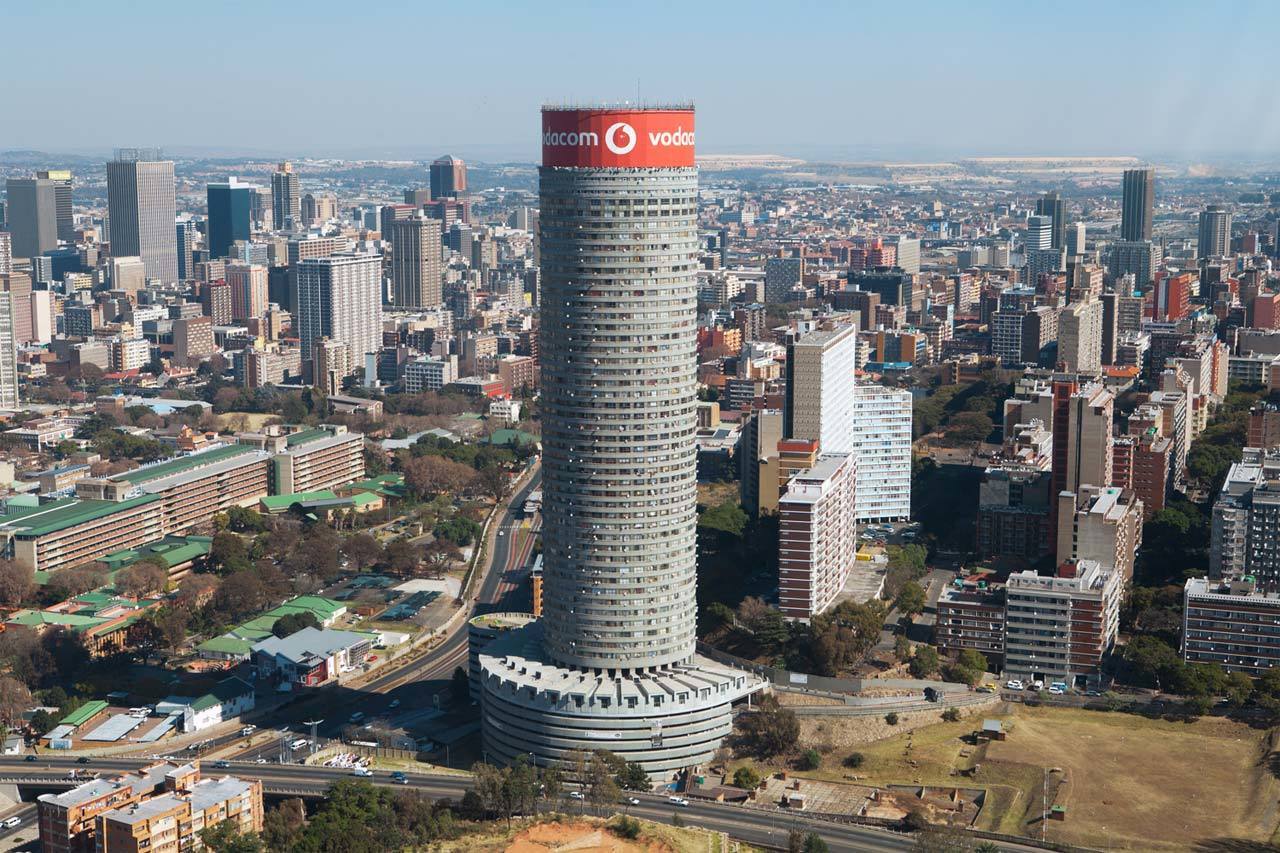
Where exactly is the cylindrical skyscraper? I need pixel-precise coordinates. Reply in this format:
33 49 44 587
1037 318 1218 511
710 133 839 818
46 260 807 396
479 106 759 776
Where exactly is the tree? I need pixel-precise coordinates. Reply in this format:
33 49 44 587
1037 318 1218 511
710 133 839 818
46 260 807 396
585 751 621 814
433 516 481 547
798 748 822 770
208 571 267 623
199 822 265 853
894 634 912 663
909 645 940 678
45 567 107 602
342 533 382 571
423 539 463 577
945 411 994 443
148 607 190 653
0 677 32 727
732 766 761 790
28 708 55 736
450 667 470 704
895 581 927 618
941 708 961 723
116 560 168 598
601 760 644 792
225 506 266 533
698 500 749 537
736 696 800 757
0 560 32 607
789 830 829 853
384 539 422 575
475 465 511 502
956 649 988 676
210 532 251 575
1225 671 1253 708
403 455 476 501
272 611 320 638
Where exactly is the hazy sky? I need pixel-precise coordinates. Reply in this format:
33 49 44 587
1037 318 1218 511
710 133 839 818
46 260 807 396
6 0 1280 162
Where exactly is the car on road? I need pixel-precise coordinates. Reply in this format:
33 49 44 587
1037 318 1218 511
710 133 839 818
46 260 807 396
240 725 256 736
388 699 401 710
288 738 309 750
255 758 267 764
1005 679 1024 690
351 767 373 777
348 712 365 725
391 771 408 784
568 791 584 800
2 817 20 829
76 756 91 764
23 754 37 762
214 760 231 769
627 797 640 805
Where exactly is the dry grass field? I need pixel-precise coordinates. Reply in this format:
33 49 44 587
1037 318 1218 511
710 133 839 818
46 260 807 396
785 703 1280 851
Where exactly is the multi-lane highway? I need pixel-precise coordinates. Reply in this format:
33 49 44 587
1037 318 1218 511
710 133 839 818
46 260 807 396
0 756 1051 853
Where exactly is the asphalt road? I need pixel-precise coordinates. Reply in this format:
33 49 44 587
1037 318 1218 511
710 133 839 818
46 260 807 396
0 756 1053 853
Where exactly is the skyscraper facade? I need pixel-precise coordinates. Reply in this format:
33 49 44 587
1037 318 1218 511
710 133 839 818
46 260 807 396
207 178 257 259
1121 168 1154 242
1034 193 1065 250
4 178 58 259
34 170 73 242
429 155 466 199
296 253 381 381
226 262 268 322
175 219 198 281
0 290 18 409
1198 204 1231 259
272 162 301 228
478 106 758 775
389 215 443 309
106 152 178 282
783 325 858 452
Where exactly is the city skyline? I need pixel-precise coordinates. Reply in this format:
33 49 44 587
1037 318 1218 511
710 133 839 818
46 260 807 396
5 1 1280 162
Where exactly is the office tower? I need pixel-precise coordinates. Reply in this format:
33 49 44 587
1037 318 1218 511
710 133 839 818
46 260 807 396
404 188 431 208
272 162 301 229
109 256 146 292
380 203 416 240
1108 240 1161 286
778 453 858 620
286 235 347 315
34 169 73 242
1025 215 1053 252
850 268 915 308
297 253 382 380
226 262 268 321
783 325 858 453
1198 204 1231 259
1035 192 1066 250
1100 290 1144 365
849 382 912 521
301 193 337 226
207 178 257 259
479 105 759 775
886 235 921 275
1058 298 1104 373
390 215 443 309
0 290 17 409
4 177 58 258
0 232 10 274
764 256 804 302
1066 222 1087 257
1051 380 1114 507
429 154 467 199
107 152 178 282
1152 270 1194 322
1024 247 1066 287
1121 168 1155 242
175 219 198 280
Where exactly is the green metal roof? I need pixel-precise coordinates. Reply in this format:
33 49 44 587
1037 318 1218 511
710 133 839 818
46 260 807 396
485 429 538 447
112 444 258 486
7 610 102 629
59 700 108 727
8 494 161 538
197 636 254 656
285 428 328 447
259 490 338 511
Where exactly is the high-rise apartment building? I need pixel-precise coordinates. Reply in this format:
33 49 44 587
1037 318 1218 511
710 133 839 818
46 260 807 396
429 154 467 199
1198 204 1231 259
764 256 804 302
226 262 268 322
35 169 74 242
106 152 178 282
886 235 921 275
4 177 58 258
1057 298 1103 373
285 235 347 315
1025 214 1054 252
478 106 759 776
783 324 858 453
390 215 443 309
1051 380 1114 504
0 290 17 409
849 382 912 521
1121 167 1155 242
271 161 301 228
207 178 258 259
175 219 198 281
778 453 858 620
0 232 10 274
297 253 381 382
1056 484 1143 581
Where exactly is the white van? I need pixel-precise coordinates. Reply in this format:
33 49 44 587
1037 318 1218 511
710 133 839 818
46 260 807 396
288 738 308 750
2 816 20 829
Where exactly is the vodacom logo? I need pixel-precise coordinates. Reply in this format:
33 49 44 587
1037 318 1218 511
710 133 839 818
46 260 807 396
605 122 636 155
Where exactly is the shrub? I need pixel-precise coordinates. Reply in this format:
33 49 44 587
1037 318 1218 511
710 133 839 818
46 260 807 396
611 816 641 840
885 712 899 726
732 766 761 790
842 752 865 769
798 748 821 770
941 707 961 722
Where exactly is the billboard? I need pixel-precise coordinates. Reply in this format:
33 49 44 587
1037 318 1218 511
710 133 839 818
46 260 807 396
542 108 695 168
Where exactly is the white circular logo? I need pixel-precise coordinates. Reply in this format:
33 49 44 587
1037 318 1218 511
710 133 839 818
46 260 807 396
605 122 637 155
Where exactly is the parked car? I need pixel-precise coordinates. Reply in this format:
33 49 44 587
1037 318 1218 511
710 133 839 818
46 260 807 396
1047 686 1066 695
1031 680 1045 691
1005 680 1024 690
240 725 256 736
568 791 584 800
977 684 997 693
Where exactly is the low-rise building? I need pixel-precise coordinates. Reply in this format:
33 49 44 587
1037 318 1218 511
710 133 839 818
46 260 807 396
251 626 374 687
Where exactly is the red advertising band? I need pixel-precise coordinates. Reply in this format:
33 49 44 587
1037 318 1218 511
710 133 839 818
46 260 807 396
541 109 695 168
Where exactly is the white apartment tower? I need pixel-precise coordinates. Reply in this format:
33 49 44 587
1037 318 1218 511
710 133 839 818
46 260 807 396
850 382 913 521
